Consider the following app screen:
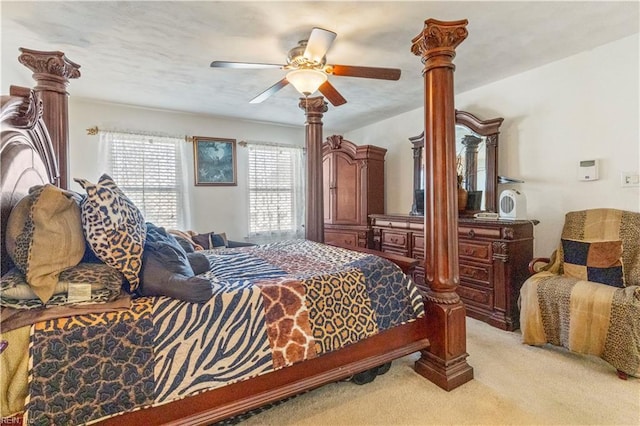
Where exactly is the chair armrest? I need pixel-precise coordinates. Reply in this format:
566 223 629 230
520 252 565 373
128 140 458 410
529 257 551 275
227 240 257 248
326 242 419 275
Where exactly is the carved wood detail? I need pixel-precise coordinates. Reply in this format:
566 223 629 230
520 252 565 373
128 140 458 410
4 86 41 128
326 134 343 149
2 86 59 186
492 241 509 262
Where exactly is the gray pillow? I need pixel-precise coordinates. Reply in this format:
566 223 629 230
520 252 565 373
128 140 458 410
139 223 213 303
187 252 210 275
174 235 196 253
139 254 212 303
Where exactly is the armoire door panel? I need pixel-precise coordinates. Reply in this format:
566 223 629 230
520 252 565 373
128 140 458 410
323 156 332 223
334 154 361 224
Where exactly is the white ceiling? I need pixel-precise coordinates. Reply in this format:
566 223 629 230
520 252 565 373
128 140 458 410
1 1 638 133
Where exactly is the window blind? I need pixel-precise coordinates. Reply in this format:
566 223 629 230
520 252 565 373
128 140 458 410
105 132 185 229
247 144 305 241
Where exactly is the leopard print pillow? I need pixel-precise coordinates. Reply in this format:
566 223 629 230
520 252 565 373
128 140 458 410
74 174 146 292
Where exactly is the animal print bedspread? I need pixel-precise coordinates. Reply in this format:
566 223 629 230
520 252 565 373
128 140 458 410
24 240 424 425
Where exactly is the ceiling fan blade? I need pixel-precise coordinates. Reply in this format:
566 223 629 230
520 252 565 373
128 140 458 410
249 78 289 104
318 81 347 107
211 61 284 69
303 27 337 64
327 64 401 81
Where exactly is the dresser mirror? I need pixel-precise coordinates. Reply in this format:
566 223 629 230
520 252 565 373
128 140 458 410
410 110 504 215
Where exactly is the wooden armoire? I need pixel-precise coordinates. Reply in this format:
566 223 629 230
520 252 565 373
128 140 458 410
323 135 386 248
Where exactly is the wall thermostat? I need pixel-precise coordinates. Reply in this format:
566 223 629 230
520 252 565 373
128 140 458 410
579 159 599 181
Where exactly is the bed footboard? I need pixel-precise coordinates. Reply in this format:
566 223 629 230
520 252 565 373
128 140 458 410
97 320 428 426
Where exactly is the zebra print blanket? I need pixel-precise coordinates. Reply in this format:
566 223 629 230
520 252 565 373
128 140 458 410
23 240 424 425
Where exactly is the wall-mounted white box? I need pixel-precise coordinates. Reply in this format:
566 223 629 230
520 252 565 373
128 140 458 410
621 172 639 187
578 159 599 181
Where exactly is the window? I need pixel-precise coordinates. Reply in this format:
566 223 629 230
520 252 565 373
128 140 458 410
103 132 186 229
247 143 305 242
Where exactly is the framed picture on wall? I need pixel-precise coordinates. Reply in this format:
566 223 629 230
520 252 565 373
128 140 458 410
193 137 237 186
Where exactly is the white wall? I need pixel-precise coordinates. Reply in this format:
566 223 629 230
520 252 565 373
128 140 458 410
346 34 640 257
68 99 307 241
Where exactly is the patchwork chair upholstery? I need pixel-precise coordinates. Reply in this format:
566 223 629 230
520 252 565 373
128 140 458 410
519 209 640 378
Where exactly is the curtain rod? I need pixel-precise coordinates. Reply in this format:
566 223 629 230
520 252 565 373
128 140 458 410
86 126 192 142
238 139 304 149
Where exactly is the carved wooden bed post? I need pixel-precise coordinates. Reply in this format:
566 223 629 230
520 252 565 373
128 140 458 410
18 48 81 189
411 19 474 390
299 96 328 243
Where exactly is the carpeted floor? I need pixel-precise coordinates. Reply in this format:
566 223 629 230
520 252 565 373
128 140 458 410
240 317 639 425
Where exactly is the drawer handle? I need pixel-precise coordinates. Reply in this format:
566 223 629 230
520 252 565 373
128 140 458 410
467 229 476 238
463 248 475 255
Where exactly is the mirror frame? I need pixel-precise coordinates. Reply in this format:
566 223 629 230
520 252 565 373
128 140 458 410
410 110 504 215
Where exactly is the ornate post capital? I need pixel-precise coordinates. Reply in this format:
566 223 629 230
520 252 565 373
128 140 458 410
411 19 468 73
461 135 483 151
299 96 328 122
19 48 81 93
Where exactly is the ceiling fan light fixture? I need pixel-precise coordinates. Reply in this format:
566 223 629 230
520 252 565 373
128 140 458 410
286 69 327 96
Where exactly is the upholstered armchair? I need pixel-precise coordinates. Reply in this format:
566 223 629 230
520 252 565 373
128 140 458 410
519 209 640 379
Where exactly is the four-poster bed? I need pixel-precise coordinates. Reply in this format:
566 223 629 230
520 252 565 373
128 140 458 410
0 19 471 425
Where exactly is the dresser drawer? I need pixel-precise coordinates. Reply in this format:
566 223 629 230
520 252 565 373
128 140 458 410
412 234 424 251
459 261 492 287
371 218 409 229
381 230 409 249
459 225 501 240
324 230 358 247
457 284 492 309
382 247 410 257
459 240 492 262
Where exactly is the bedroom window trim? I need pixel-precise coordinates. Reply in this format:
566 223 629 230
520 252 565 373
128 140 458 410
101 130 189 230
246 141 305 243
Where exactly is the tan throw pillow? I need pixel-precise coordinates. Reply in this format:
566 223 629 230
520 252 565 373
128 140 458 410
74 175 146 292
5 184 85 303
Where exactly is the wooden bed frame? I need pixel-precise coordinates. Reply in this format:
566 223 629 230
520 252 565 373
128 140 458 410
1 19 472 425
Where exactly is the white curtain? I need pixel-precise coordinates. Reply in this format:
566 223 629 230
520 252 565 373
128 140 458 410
100 131 188 230
247 142 305 243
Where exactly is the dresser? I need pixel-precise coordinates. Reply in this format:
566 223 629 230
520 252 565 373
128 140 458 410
323 135 386 248
370 214 536 331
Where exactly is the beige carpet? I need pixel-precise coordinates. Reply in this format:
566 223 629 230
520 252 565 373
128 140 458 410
242 317 639 425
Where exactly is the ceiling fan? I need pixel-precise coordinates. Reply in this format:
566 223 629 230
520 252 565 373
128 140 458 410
210 27 401 107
